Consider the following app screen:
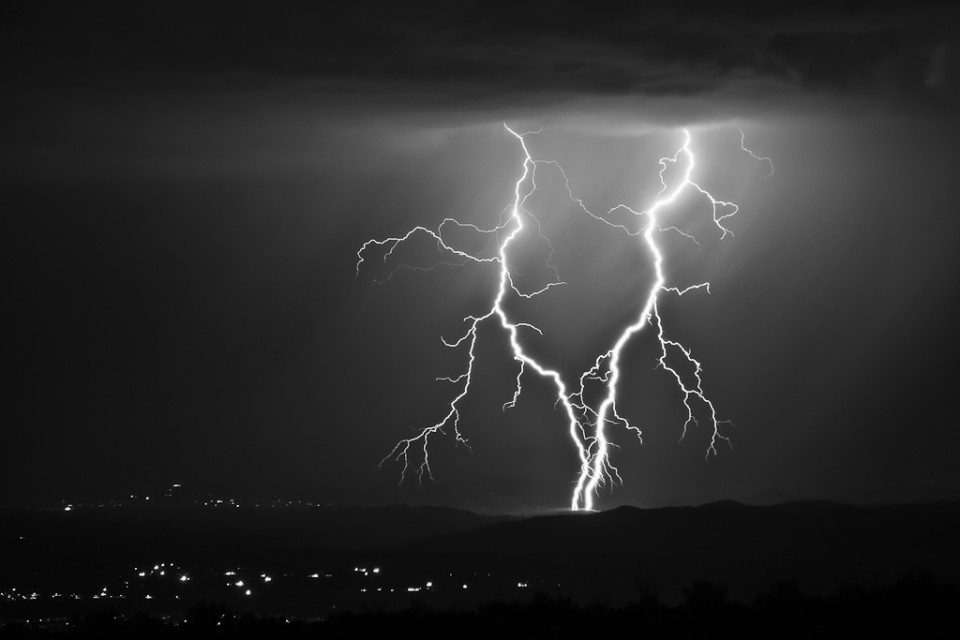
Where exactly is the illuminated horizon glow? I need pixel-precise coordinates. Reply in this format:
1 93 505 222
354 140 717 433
357 124 771 511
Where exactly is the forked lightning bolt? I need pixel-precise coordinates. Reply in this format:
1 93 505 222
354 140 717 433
357 125 772 511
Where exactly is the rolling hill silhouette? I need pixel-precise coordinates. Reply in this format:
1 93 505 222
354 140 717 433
396 500 960 602
2 501 958 608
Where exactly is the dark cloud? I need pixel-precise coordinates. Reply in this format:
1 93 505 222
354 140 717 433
2 1 957 113
3 2 960 511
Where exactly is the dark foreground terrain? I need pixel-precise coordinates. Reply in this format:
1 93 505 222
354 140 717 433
2 577 958 638
2 500 959 633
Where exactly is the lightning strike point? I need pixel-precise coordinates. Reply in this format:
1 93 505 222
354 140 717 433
358 124 771 511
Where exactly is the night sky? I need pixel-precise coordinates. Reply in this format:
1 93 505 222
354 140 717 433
4 1 960 512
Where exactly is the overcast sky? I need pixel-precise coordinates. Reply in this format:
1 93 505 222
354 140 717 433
3 1 960 511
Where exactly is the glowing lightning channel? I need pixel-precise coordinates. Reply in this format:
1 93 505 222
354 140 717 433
571 129 753 510
359 126 589 486
740 128 774 178
357 125 772 511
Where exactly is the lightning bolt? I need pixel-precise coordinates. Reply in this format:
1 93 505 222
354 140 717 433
358 127 587 487
357 125 771 510
740 128 775 179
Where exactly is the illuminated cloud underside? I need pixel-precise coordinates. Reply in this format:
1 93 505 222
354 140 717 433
357 126 772 511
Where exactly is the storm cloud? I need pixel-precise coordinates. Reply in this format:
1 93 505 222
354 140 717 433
4 1 958 114
3 2 960 511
